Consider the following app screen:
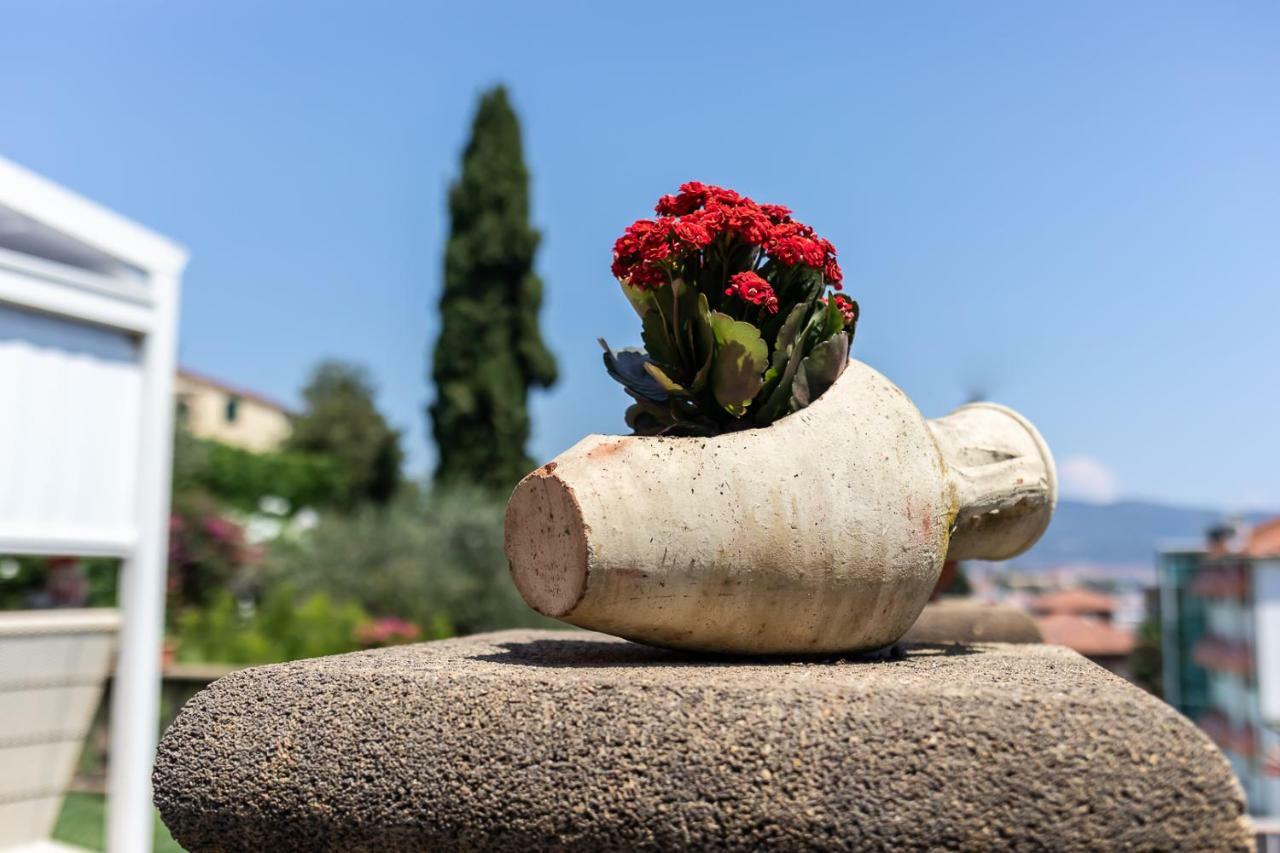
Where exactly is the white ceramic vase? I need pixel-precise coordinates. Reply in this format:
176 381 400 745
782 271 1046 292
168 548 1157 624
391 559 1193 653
505 360 1056 654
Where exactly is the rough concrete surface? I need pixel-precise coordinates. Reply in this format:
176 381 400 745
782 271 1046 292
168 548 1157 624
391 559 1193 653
903 599 1044 645
154 630 1250 852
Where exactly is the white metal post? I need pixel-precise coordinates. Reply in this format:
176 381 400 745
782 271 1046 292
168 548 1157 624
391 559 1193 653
107 270 181 853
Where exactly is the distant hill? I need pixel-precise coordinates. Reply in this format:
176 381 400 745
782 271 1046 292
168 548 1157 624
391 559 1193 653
995 499 1276 571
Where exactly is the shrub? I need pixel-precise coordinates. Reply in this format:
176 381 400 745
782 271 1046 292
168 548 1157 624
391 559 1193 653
190 438 342 514
0 555 119 610
264 487 555 637
174 583 371 665
168 492 258 611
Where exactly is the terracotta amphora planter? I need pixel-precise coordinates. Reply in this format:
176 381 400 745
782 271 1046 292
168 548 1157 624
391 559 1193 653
505 360 1055 654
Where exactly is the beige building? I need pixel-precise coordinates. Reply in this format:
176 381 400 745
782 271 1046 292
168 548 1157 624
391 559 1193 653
175 368 293 452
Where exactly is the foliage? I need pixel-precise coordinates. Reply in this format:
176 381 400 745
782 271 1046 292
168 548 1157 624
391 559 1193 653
173 426 341 514
603 182 857 435
173 583 373 665
54 792 183 853
1132 610 1163 697
287 361 404 509
0 555 118 609
167 491 258 612
430 85 557 492
264 487 555 637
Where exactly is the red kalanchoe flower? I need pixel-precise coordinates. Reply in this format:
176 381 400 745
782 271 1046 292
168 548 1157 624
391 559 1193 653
614 182 843 294
759 203 792 223
708 186 744 205
765 221 824 268
817 237 842 287
654 194 681 215
824 257 843 288
678 180 711 199
724 202 773 245
655 192 702 216
689 204 727 234
626 263 667 289
673 218 713 248
640 234 673 262
769 235 818 267
724 271 779 314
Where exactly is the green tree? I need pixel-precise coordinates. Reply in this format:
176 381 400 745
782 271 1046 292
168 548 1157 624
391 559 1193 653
1132 610 1163 697
430 85 557 491
287 361 403 508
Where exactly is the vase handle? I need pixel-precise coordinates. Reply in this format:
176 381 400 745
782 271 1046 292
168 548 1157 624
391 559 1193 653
928 403 1058 562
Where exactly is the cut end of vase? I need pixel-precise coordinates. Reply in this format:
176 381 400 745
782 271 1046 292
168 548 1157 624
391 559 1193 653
505 466 590 619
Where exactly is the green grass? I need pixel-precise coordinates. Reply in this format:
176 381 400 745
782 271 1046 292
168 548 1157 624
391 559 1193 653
53 792 185 852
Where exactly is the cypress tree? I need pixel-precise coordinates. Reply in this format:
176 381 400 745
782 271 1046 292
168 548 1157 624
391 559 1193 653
430 86 557 491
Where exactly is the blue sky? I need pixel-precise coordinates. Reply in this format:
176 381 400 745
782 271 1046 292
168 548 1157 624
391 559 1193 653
3 2 1277 509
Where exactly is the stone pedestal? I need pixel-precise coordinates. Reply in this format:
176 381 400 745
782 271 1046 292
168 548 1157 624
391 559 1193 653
154 630 1249 852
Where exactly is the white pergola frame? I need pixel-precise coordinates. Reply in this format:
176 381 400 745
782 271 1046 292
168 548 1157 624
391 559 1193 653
0 156 185 853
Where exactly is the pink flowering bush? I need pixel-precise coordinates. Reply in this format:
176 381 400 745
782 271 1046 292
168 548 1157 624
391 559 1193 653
603 182 857 435
357 617 421 648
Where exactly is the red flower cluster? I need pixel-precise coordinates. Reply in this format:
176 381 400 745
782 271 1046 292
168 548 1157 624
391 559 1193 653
724 271 779 314
612 181 842 290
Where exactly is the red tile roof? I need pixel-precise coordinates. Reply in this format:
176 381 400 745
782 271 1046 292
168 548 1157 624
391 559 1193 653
1028 588 1116 617
1035 614 1135 657
1244 517 1280 558
178 367 295 416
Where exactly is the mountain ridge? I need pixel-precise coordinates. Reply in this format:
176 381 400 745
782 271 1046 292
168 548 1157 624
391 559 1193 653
998 498 1276 571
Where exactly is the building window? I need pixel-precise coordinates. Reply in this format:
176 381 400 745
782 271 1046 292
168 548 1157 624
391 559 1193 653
225 396 240 424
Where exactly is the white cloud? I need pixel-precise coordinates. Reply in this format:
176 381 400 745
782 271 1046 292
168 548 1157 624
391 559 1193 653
1059 455 1119 503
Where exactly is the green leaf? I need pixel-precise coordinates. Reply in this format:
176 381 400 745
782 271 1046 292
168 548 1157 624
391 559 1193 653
820 299 845 340
689 293 716 392
643 361 689 396
624 392 719 437
771 302 809 372
754 331 808 424
650 276 677 320
625 398 675 435
619 279 655 318
599 339 668 402
790 332 849 412
641 308 680 368
754 303 806 413
754 304 825 424
708 312 768 417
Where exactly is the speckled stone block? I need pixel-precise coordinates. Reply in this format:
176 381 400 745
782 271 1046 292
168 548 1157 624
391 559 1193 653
154 630 1250 852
